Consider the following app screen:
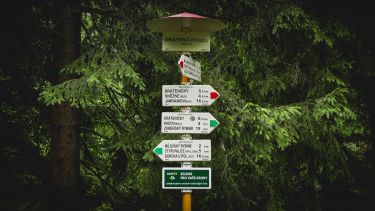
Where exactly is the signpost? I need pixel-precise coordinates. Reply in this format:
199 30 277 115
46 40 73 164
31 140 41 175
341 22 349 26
153 139 211 162
161 112 219 134
162 85 219 106
178 55 201 81
146 12 225 211
162 167 211 189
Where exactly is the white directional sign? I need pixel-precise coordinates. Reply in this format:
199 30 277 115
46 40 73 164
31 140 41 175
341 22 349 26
161 112 219 134
162 85 220 107
178 55 201 81
153 139 211 161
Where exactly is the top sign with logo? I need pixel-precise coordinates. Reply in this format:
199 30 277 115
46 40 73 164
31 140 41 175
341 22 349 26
162 32 210 52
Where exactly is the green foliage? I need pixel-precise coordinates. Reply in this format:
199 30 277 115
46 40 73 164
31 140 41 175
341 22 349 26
4 0 374 210
272 4 333 47
34 0 372 210
40 48 145 107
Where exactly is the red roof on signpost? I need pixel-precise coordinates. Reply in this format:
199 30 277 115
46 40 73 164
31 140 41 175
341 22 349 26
166 12 209 19
146 12 226 32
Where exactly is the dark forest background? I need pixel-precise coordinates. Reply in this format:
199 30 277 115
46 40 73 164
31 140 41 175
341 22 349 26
1 0 375 210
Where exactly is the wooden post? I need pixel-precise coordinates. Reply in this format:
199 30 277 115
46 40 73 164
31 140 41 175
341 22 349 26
181 52 192 211
182 191 192 211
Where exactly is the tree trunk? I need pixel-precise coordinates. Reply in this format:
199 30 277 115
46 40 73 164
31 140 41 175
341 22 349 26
49 0 81 209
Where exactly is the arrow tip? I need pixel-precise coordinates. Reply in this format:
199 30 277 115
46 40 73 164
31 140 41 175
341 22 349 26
210 120 219 127
210 92 220 100
153 147 163 155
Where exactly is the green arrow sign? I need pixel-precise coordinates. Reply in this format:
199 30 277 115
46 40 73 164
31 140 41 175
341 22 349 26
162 112 219 134
210 120 219 127
153 147 163 155
153 139 211 162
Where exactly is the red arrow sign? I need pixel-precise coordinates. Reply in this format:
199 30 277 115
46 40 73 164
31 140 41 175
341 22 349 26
210 92 219 99
178 55 201 81
163 85 220 107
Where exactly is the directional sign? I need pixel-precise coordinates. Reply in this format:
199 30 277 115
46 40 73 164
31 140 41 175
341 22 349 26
178 55 201 81
161 112 219 134
162 167 211 189
162 32 210 52
162 85 220 107
153 139 211 161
